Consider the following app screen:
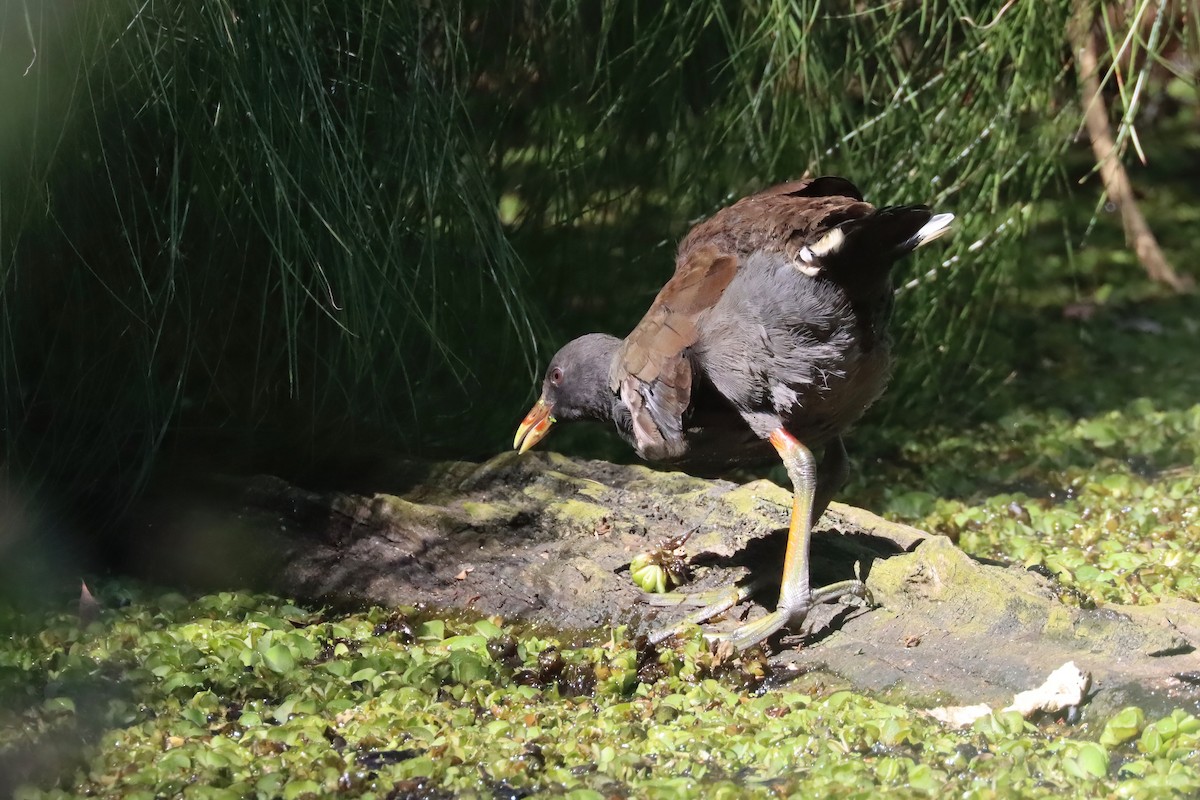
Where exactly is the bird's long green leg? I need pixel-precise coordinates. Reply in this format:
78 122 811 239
719 428 868 651
645 432 867 648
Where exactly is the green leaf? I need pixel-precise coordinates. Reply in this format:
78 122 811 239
180 706 207 726
323 660 351 677
447 651 489 683
563 790 605 800
283 779 321 800
186 788 243 800
159 750 192 772
1077 419 1118 449
256 774 285 796
273 695 300 724
263 644 297 674
42 696 75 713
907 763 939 792
442 635 488 654
885 490 937 520
875 757 903 783
473 619 504 639
1140 725 1166 757
1176 712 1200 735
1100 706 1145 746
195 749 232 770
1074 743 1109 778
417 620 445 640
161 671 201 693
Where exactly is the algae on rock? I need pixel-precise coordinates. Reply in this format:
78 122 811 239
129 450 1200 715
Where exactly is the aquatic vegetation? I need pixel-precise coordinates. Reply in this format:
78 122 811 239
3 584 1200 799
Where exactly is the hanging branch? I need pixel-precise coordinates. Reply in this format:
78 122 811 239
1069 1 1193 292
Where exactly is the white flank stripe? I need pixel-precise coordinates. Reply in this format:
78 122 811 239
807 227 845 258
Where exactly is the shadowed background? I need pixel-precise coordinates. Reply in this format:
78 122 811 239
1 0 1194 597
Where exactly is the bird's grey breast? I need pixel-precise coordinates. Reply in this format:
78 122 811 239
693 249 890 443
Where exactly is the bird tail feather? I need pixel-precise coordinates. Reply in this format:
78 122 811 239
900 212 955 251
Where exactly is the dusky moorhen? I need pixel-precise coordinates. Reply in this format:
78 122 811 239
514 176 953 649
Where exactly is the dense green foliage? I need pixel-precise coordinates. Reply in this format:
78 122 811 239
5 168 1200 794
3 0 1097 524
4 588 1200 799
3 3 1199 795
846 123 1200 606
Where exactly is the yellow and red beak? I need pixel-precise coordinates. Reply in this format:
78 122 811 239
514 397 556 454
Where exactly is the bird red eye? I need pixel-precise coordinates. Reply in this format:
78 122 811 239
549 367 563 385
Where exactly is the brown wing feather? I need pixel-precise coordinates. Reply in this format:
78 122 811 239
612 246 737 457
679 176 874 264
612 176 870 458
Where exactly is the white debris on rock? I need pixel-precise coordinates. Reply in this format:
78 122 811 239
926 662 1091 729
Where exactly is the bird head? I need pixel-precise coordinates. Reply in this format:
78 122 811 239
513 333 621 454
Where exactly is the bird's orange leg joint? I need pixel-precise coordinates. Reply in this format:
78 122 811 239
666 428 864 651
770 428 817 613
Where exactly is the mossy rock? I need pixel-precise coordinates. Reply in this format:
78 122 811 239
129 451 1200 717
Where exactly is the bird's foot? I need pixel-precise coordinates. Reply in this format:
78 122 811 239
644 580 764 644
650 578 872 650
719 578 872 650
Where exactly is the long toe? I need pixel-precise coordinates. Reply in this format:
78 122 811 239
644 585 746 608
717 579 871 651
809 578 872 607
721 607 803 651
646 581 761 644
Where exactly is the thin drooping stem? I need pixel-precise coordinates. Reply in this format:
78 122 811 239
1070 2 1192 292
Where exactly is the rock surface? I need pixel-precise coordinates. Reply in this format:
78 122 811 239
133 450 1200 718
